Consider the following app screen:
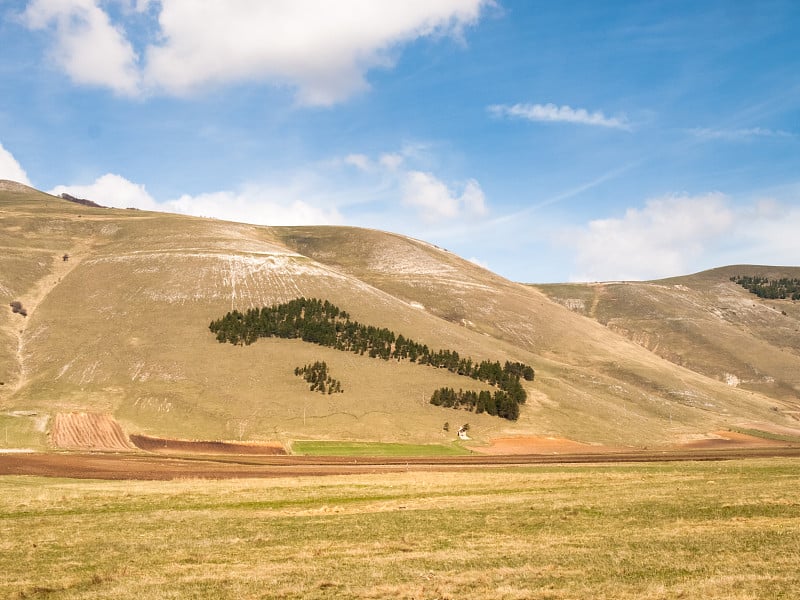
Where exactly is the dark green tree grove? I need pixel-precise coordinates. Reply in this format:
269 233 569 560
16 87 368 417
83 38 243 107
209 298 535 421
295 361 343 394
731 275 800 300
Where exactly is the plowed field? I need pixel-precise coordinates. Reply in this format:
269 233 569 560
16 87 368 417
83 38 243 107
50 413 134 451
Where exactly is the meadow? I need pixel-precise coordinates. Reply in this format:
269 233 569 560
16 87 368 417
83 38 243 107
2 458 799 599
290 440 470 456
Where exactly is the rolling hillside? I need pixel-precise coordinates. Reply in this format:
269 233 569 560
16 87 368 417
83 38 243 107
1 180 798 451
533 268 800 413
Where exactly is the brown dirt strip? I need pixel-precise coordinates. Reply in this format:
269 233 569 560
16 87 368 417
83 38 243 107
2 447 800 480
130 434 286 455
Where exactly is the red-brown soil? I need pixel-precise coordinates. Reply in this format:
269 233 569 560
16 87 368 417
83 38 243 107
469 430 798 455
50 413 134 452
3 446 800 480
130 434 286 455
676 430 792 449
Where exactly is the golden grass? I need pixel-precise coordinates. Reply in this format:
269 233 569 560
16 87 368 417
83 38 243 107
2 458 799 599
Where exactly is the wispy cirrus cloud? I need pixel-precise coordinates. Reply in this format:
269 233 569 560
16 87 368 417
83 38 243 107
488 102 631 130
688 127 794 141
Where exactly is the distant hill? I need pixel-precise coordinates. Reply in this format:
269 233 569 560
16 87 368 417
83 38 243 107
533 266 800 406
1 180 798 451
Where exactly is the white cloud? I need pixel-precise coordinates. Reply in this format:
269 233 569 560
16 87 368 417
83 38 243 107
23 0 141 95
0 142 31 185
403 171 487 221
568 193 733 281
489 103 630 130
22 0 489 104
49 173 158 209
167 185 342 226
566 191 800 282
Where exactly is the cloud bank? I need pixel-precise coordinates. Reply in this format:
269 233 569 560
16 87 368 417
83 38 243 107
41 143 486 227
22 0 489 104
49 174 343 226
567 193 800 282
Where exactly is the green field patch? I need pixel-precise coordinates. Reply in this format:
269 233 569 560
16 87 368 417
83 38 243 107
291 440 470 456
0 413 48 450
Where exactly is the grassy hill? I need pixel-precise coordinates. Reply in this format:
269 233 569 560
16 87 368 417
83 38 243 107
2 180 798 450
533 268 800 431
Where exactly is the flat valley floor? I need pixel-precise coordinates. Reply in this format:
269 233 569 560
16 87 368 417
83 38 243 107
2 454 799 599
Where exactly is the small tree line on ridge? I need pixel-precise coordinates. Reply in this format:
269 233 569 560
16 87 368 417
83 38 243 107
731 275 800 300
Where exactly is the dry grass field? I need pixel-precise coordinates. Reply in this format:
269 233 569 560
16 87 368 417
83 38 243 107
2 458 799 599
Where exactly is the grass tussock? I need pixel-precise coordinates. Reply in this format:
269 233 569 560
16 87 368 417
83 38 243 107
2 458 799 599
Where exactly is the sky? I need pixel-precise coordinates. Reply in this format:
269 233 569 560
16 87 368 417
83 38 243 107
1 0 799 283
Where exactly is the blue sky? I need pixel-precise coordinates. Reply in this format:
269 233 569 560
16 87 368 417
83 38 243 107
1 0 798 282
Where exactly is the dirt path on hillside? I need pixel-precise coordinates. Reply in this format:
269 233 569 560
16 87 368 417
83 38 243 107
10 238 92 394
589 283 607 320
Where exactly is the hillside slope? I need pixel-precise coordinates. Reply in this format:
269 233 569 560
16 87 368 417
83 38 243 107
2 180 798 450
534 268 800 423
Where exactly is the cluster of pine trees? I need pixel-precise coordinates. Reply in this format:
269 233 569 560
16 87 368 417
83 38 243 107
294 361 343 394
209 297 534 421
731 275 800 300
430 388 520 420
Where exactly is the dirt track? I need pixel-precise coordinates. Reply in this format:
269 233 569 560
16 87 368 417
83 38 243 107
2 446 800 480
